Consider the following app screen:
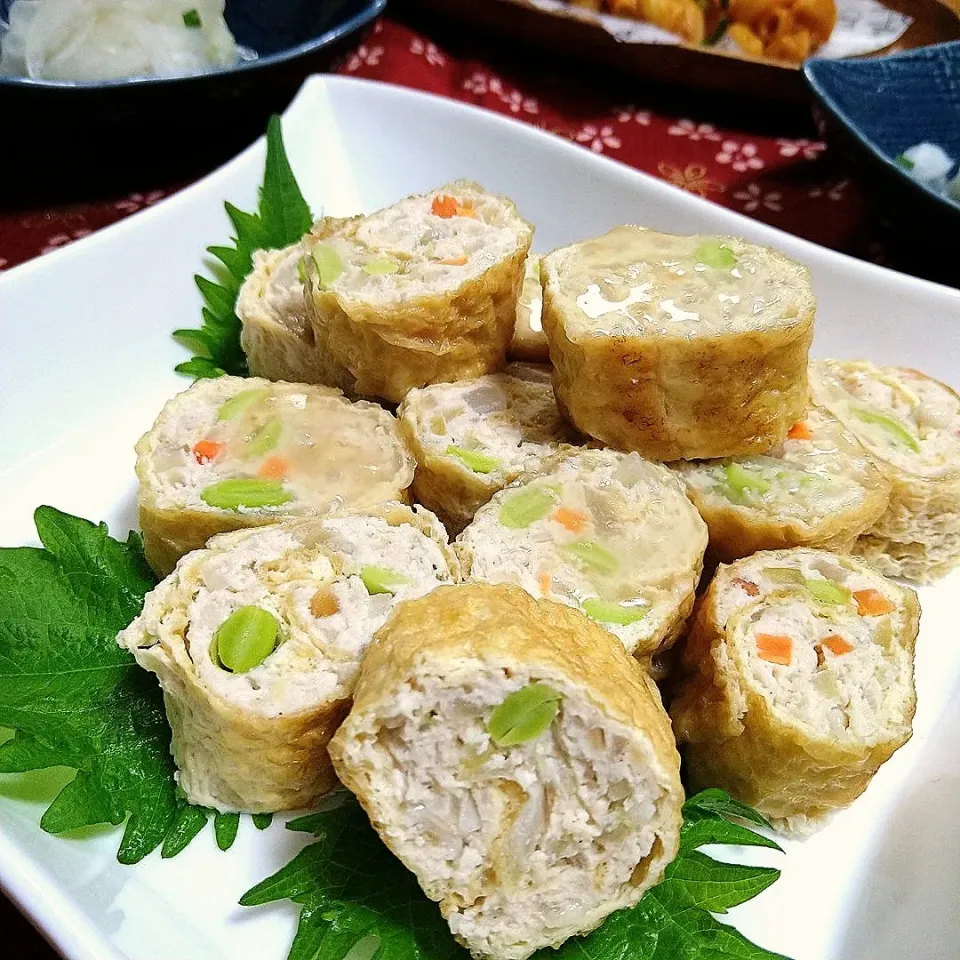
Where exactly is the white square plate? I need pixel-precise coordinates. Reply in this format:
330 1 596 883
1 75 958 960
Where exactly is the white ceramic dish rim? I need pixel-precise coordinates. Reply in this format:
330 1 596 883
0 73 958 960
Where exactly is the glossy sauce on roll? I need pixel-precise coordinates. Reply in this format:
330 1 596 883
541 225 815 460
135 376 414 575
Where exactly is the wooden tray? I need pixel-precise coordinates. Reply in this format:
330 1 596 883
405 0 960 103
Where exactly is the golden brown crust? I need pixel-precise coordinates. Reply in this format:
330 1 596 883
240 217 362 384
334 582 682 784
687 481 890 564
508 255 550 363
670 555 919 826
400 425 493 535
543 300 813 461
307 245 530 403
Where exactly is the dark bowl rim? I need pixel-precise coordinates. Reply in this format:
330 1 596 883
0 0 385 90
803 44 960 216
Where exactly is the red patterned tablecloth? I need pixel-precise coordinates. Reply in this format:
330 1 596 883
0 15 888 273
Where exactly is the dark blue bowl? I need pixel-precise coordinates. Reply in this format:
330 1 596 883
0 0 384 200
804 42 960 282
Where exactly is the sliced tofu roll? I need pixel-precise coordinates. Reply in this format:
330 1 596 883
117 504 459 812
328 582 683 960
508 255 550 362
670 548 919 831
673 405 891 562
810 359 960 581
541 226 815 460
136 375 415 576
238 217 358 384
456 449 708 662
303 180 534 403
398 363 577 534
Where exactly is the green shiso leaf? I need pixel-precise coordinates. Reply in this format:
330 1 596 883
174 115 313 379
242 789 789 960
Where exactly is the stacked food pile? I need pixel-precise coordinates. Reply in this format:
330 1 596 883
118 181 958 958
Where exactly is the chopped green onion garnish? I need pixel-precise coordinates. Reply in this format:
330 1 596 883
182 8 202 28
446 445 500 474
894 154 915 171
704 17 730 46
296 256 308 285
582 598 647 626
499 486 560 529
850 406 920 452
563 540 619 576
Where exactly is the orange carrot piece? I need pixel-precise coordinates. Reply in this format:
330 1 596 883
853 589 895 617
552 507 588 533
537 571 552 595
756 633 792 666
257 456 290 480
431 195 459 218
440 254 468 266
787 420 812 440
458 201 477 218
822 634 854 656
732 577 760 596
192 439 224 464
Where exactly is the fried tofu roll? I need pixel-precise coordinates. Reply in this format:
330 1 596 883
302 180 534 403
456 449 707 661
810 360 960 581
398 363 576 534
117 504 459 812
136 376 414 576
508 255 550 362
329 583 682 960
671 548 919 831
673 405 891 562
541 226 815 460
237 217 359 384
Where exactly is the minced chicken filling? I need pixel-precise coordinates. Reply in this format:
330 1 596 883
413 367 567 481
458 452 705 654
181 516 453 716
814 360 960 479
677 406 880 521
365 667 665 953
